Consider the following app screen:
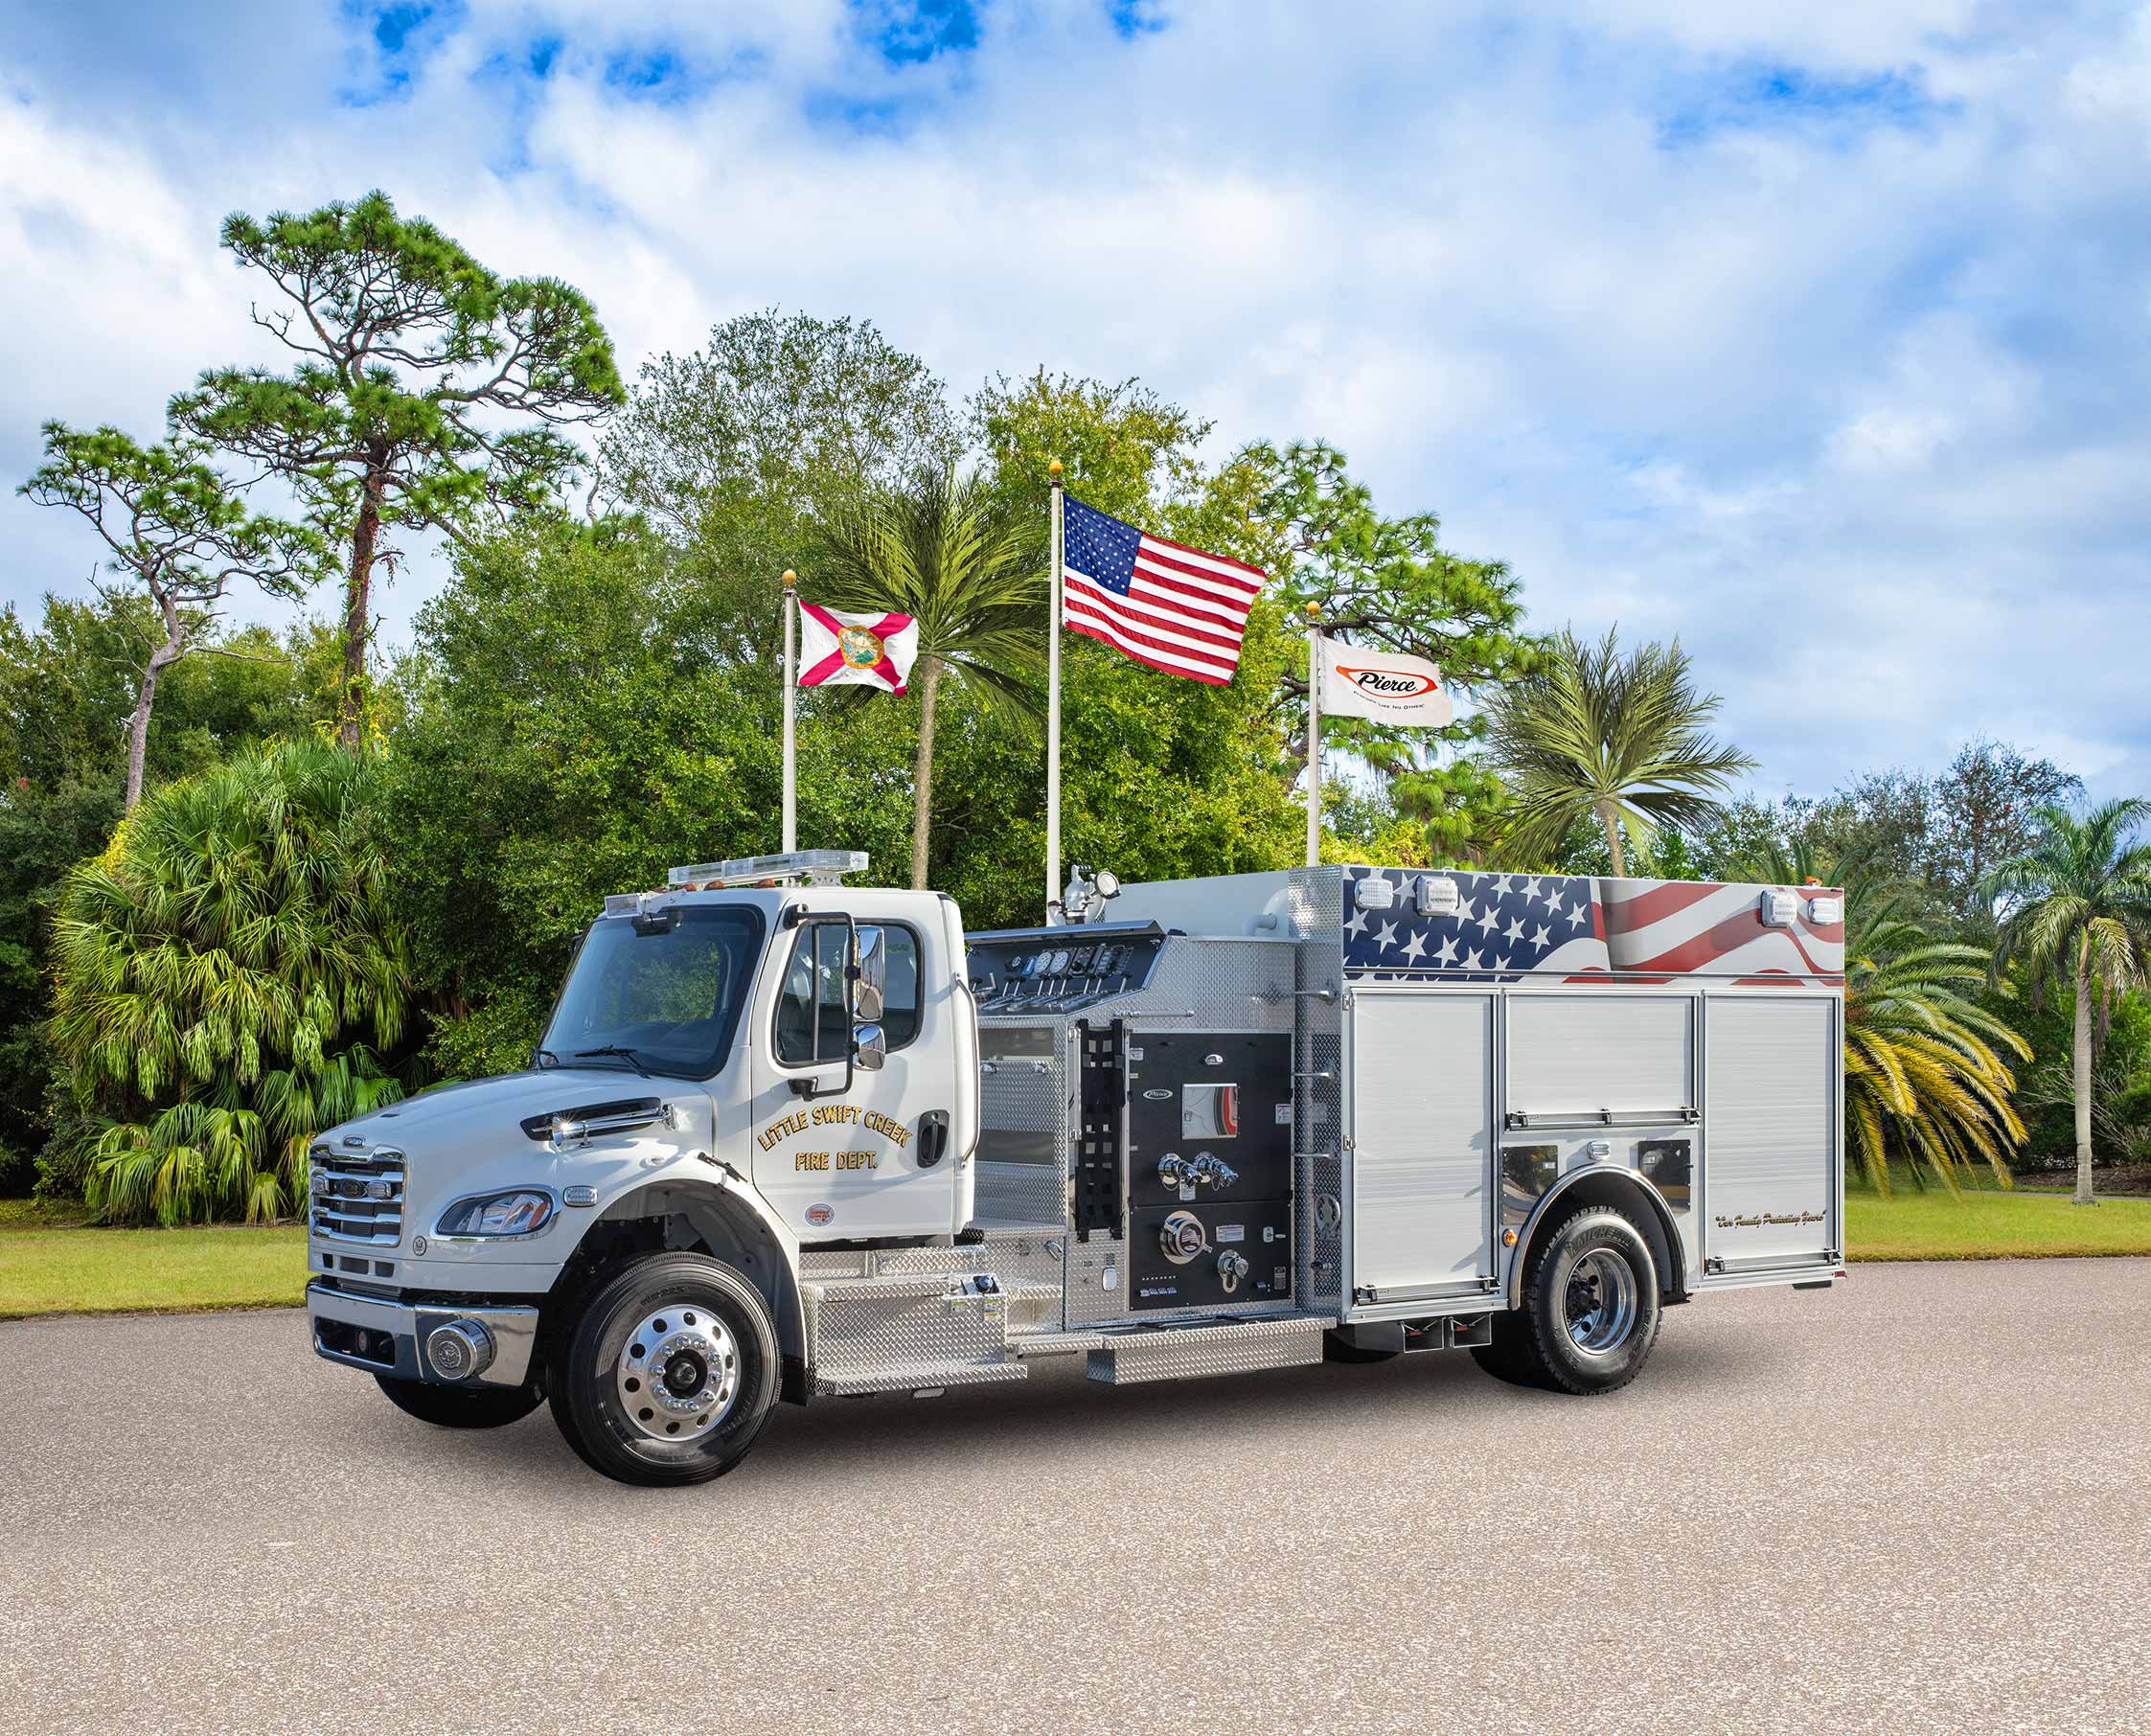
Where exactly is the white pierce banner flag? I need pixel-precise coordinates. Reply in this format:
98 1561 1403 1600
1316 636 1454 727
797 605 920 695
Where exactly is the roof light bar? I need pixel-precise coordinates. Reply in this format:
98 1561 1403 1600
667 850 868 890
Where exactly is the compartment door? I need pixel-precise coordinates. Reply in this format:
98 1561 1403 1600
1345 989 1495 1306
1702 994 1841 1274
1505 993 1695 1125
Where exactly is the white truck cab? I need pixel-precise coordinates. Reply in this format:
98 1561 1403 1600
307 853 1847 1486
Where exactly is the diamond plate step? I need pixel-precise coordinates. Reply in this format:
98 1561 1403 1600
804 1272 1024 1397
1085 1313 1336 1385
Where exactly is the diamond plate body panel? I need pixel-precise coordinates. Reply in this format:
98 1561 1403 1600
803 1273 1025 1396
1085 1313 1333 1384
1291 867 1346 1315
974 1020 1070 1230
1130 936 1297 1035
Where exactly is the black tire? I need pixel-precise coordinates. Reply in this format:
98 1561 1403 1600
1468 1310 1547 1388
1515 1206 1662 1395
548 1253 780 1487
374 1374 542 1429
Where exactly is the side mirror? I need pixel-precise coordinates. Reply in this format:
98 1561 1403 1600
850 924 886 1023
852 1022 886 1072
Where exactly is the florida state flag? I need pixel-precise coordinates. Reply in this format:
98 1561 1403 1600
797 605 919 694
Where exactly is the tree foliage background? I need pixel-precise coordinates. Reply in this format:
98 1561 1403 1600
7 240 2147 1213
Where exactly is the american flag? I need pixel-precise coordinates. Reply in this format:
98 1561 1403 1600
1340 869 1844 985
1061 493 1264 685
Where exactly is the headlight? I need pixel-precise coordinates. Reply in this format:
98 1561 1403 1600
435 1189 555 1238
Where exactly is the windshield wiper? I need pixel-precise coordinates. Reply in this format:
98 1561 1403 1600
575 1045 652 1078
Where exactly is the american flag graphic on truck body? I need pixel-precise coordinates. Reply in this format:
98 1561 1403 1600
1061 493 1264 684
1340 867 1844 986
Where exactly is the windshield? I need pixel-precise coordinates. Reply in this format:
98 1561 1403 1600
541 905 766 1080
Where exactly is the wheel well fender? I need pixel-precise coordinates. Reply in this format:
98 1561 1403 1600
551 1178 808 1402
1506 1168 1686 1310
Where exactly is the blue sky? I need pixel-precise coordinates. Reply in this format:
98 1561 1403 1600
3 0 2148 802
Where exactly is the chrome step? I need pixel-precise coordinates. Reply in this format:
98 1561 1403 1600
1086 1313 1335 1385
1008 1329 1107 1359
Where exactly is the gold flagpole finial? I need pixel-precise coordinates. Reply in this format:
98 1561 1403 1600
1047 458 1063 481
782 569 796 589
1306 602 1321 620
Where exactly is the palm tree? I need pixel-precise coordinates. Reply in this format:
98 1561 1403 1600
1484 627 1755 875
49 740 411 1223
1841 878 2029 1196
1985 800 2151 1204
812 468 1043 888
1732 840 2028 1196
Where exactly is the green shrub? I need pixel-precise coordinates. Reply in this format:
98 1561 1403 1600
49 741 412 1223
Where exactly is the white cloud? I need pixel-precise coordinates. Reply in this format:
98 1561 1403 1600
1 0 2147 806
1830 408 1957 469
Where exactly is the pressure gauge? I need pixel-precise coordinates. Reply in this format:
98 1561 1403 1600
1048 949 1070 973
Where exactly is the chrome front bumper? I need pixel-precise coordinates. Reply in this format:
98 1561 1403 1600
307 1281 541 1389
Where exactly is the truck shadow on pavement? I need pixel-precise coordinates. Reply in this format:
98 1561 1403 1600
400 1323 1739 1491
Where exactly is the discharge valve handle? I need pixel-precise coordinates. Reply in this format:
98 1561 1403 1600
1156 1152 1239 1192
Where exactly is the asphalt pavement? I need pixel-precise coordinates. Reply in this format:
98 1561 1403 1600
3 1259 2147 1736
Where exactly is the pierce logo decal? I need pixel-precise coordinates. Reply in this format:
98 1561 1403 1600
805 1202 835 1228
1335 664 1441 699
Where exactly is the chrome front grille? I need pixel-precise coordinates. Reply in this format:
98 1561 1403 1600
309 1147 406 1245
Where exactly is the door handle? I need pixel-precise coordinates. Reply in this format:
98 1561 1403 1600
917 1110 950 1168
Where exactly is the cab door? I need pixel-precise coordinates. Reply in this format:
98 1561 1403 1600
748 915 960 1242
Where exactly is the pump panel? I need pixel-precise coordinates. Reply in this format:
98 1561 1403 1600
1130 1198 1294 1310
1126 1033 1293 1208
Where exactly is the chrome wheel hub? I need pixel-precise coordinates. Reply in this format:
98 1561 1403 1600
1563 1248 1638 1357
616 1306 739 1441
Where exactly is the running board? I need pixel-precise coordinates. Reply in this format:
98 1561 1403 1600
1086 1314 1334 1385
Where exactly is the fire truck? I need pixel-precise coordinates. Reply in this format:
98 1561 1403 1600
306 851 1847 1486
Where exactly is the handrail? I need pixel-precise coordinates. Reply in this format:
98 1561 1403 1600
1502 1107 1699 1131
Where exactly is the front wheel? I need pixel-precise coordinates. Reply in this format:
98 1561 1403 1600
374 1374 542 1429
548 1253 781 1487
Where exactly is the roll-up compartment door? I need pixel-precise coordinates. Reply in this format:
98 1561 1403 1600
1703 995 1839 1271
1346 990 1494 1303
1505 994 1695 1124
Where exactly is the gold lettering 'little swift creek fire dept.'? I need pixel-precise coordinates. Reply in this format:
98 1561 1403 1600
757 1103 912 1170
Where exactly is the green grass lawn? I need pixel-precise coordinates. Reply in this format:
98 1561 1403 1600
1847 1180 2151 1261
4 1169 2151 1319
0 1209 307 1318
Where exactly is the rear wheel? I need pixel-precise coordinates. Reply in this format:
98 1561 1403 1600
374 1374 542 1429
548 1253 780 1487
1472 1208 1663 1394
1517 1206 1662 1395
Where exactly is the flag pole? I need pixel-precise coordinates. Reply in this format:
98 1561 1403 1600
781 569 798 853
1304 602 1322 867
1046 458 1064 922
